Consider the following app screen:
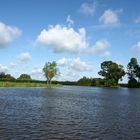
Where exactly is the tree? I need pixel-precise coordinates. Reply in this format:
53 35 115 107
127 58 138 80
17 74 32 80
77 76 93 86
43 61 59 85
135 65 140 83
98 61 125 87
0 72 15 81
127 58 140 87
0 72 6 79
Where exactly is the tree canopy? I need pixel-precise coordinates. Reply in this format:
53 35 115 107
17 74 32 80
0 72 15 81
127 57 140 87
43 61 59 85
98 61 125 87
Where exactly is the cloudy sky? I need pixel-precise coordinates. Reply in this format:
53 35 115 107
0 0 140 81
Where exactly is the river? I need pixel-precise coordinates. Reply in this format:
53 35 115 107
0 86 140 140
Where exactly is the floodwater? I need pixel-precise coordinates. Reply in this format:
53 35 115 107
0 86 140 140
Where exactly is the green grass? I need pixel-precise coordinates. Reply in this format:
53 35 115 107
0 81 62 87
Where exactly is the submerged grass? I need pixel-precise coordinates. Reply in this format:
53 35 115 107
0 81 62 87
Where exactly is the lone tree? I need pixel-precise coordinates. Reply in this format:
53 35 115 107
43 61 59 85
98 61 125 87
17 74 32 80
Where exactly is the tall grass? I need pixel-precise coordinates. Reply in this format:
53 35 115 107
0 81 61 87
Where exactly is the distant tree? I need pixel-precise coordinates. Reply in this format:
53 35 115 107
128 78 138 88
136 65 140 83
77 76 93 86
17 74 32 80
92 78 105 87
0 72 6 79
5 74 15 81
98 61 125 87
127 58 140 87
0 72 15 81
43 61 59 85
127 58 138 80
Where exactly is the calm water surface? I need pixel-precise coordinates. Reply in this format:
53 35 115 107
0 86 140 140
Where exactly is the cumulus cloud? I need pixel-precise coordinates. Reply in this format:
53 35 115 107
66 15 74 27
36 24 110 54
57 57 91 72
31 67 42 75
0 64 8 73
79 2 96 16
91 39 110 53
10 62 17 68
36 24 88 53
0 22 21 47
101 51 111 58
57 57 94 81
18 52 31 62
99 9 120 25
131 41 140 52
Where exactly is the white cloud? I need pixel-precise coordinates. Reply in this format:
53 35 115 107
135 17 140 24
101 51 111 58
36 24 110 54
66 15 74 27
131 41 140 52
79 2 96 16
57 57 93 81
18 52 31 62
10 62 17 68
57 57 91 72
31 67 42 75
36 24 88 53
99 9 119 25
0 64 8 73
91 39 110 53
0 22 21 47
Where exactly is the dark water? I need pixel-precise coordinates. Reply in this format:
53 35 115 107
0 86 140 140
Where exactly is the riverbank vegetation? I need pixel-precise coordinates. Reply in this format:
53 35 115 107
0 57 140 88
77 57 140 88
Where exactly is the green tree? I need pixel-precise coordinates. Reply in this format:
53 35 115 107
127 58 140 87
17 74 32 80
0 72 15 81
43 61 59 85
77 76 93 86
127 58 138 80
136 65 140 83
98 61 125 87
0 72 6 79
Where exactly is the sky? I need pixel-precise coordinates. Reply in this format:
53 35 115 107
0 0 140 81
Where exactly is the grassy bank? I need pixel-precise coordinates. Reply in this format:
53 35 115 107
0 81 62 87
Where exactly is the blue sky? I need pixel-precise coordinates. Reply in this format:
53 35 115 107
0 0 140 81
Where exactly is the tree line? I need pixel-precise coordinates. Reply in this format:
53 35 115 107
0 57 140 88
0 73 32 81
78 57 140 88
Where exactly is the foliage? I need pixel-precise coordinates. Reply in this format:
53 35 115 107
43 61 59 85
0 81 61 87
127 58 138 80
77 76 93 86
128 78 138 88
0 72 15 81
98 61 125 87
17 74 32 80
127 57 140 87
92 78 105 87
77 77 105 87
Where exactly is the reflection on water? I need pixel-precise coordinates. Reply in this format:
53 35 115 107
0 86 140 140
